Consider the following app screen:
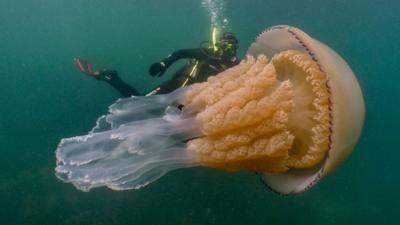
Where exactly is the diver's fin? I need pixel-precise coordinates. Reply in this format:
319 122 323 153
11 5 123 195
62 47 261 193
73 57 100 78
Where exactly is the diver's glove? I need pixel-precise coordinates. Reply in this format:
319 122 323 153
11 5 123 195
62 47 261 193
149 61 166 77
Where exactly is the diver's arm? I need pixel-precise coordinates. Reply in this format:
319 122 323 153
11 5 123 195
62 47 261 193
149 48 208 77
162 48 208 67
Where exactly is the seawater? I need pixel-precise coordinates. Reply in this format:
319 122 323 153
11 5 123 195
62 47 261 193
0 0 399 224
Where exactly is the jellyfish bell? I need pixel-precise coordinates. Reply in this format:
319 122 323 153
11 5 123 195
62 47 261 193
247 25 365 194
55 25 364 194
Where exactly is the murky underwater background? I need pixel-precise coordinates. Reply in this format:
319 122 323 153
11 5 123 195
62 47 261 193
0 0 399 224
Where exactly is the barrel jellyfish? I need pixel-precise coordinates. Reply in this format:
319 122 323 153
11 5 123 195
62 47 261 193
55 25 365 194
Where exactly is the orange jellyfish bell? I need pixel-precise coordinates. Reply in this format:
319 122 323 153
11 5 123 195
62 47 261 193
246 25 365 194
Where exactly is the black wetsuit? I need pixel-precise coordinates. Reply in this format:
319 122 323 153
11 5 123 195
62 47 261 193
97 70 139 96
98 47 239 97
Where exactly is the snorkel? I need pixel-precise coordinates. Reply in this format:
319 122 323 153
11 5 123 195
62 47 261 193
212 23 219 52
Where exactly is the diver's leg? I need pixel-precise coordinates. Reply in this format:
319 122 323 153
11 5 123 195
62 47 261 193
73 58 140 97
98 70 140 97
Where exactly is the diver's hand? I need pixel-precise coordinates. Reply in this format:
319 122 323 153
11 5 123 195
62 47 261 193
149 62 166 77
74 57 101 79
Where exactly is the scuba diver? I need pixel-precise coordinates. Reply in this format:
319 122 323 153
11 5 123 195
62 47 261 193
74 31 239 97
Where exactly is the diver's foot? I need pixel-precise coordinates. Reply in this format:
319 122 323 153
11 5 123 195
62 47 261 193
74 57 101 78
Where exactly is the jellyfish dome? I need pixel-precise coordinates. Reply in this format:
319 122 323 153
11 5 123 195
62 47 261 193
55 25 364 194
246 25 365 194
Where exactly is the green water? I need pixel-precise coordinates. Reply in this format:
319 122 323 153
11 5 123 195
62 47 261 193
1 0 399 224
